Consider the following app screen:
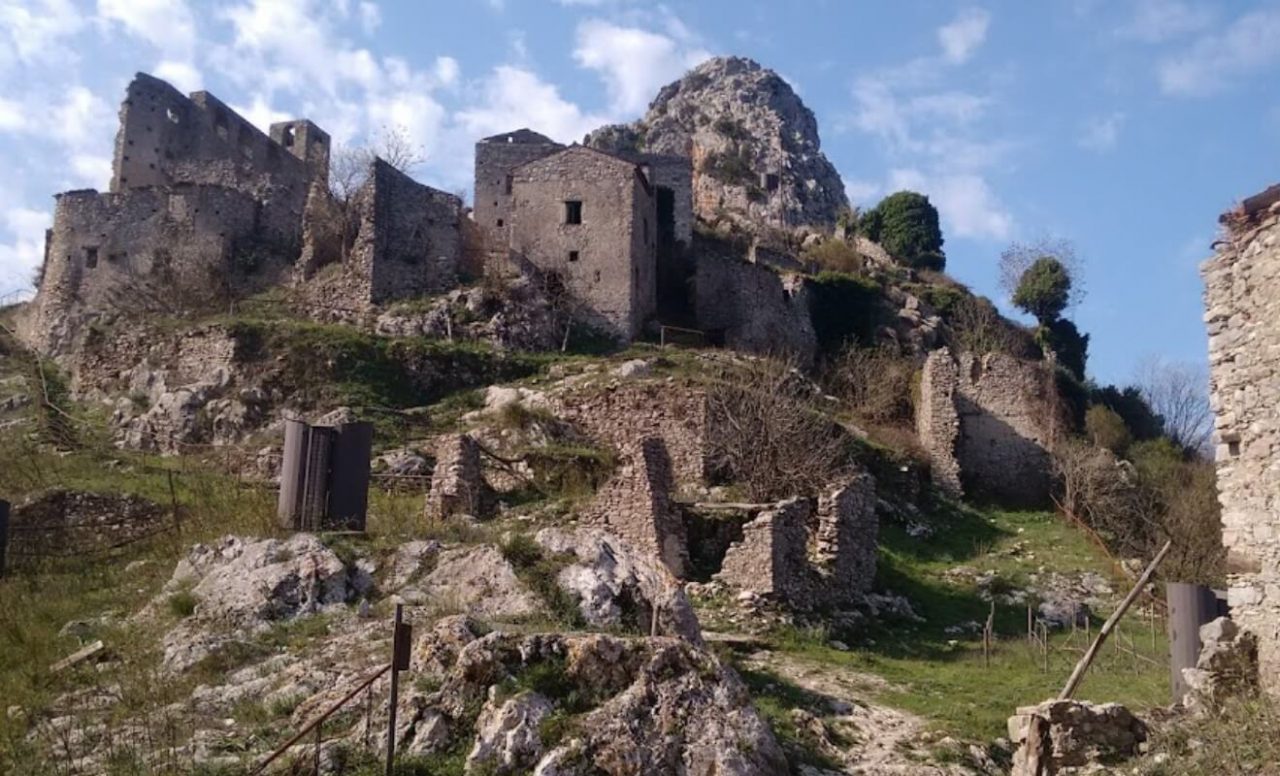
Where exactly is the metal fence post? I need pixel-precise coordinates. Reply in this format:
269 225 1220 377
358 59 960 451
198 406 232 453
1167 581 1219 703
386 603 411 775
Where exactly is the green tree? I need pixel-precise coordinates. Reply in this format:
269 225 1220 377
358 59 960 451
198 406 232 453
859 191 946 271
1085 405 1131 455
1013 257 1071 322
1036 318 1089 379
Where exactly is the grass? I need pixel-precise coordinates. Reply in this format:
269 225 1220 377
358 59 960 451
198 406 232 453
755 504 1171 743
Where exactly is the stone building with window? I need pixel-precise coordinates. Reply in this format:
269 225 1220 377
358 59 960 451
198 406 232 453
508 145 658 339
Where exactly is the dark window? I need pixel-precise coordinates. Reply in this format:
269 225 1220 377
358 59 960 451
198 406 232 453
504 175 513 195
85 247 98 268
496 218 504 227
565 200 583 225
568 250 580 262
281 125 296 147
1229 440 1241 457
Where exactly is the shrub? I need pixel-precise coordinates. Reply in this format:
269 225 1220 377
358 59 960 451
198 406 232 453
701 146 756 187
808 271 886 354
859 191 946 271
802 239 864 274
825 343 916 425
1085 405 1131 455
1091 384 1164 442
1013 257 1071 323
946 295 1036 358
706 357 851 501
167 590 199 619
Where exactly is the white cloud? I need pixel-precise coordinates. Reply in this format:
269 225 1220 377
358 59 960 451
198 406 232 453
155 60 202 92
0 0 86 72
1159 8 1280 96
889 168 1013 241
97 0 195 55
1079 112 1125 152
843 178 881 206
0 207 49 296
455 65 608 145
0 96 25 131
1117 0 1214 43
358 1 380 34
572 18 710 116
937 8 991 65
434 56 460 88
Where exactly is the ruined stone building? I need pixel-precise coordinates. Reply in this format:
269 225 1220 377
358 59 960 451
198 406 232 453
1203 183 1280 695
916 348 1058 506
23 72 464 355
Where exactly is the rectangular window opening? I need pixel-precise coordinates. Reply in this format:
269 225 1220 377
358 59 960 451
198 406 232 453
85 247 98 268
496 218 504 227
564 200 583 225
504 175 513 195
568 250 580 263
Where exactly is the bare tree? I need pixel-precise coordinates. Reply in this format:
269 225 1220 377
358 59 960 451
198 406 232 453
1135 356 1213 455
707 356 850 501
998 236 1086 312
326 126 428 261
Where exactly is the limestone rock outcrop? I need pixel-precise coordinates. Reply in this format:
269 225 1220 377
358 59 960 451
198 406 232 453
588 56 848 232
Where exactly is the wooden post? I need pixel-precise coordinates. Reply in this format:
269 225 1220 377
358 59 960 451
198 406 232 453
1059 541 1171 701
386 603 410 776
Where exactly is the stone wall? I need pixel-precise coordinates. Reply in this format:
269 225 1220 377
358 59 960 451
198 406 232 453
917 348 1055 505
582 436 689 577
716 498 812 604
510 146 657 339
425 435 488 521
473 129 564 246
552 381 713 487
693 248 816 363
111 73 326 202
811 473 879 605
25 185 290 356
1202 184 1280 695
916 348 963 498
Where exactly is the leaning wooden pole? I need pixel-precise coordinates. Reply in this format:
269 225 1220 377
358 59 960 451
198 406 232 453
1023 540 1172 776
1058 540 1172 700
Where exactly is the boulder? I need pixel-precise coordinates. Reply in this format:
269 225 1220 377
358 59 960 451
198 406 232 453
467 691 554 775
1182 616 1258 708
535 527 703 645
411 546 542 618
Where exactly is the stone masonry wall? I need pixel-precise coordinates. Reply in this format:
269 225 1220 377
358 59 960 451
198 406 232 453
582 436 689 577
26 186 289 356
917 348 1055 505
716 498 812 604
1203 185 1280 695
473 129 564 247
510 146 656 339
693 248 816 364
552 381 712 487
425 435 487 521
811 472 879 605
917 348 964 498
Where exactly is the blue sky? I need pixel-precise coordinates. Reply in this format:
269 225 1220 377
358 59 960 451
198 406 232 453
1 0 1277 387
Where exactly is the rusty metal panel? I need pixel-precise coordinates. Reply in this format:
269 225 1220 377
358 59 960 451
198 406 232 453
1167 582 1219 703
300 426 334 532
326 422 372 531
393 621 413 671
277 419 310 530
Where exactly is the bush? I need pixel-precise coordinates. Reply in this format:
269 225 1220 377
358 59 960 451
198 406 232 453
946 295 1036 358
1091 384 1164 442
808 271 886 353
802 239 864 274
859 191 946 271
825 343 916 425
1085 405 1131 455
1013 257 1071 322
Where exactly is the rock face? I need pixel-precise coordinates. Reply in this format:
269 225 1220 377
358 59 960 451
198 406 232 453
1008 699 1147 775
156 534 369 671
402 628 788 776
1182 616 1258 708
588 56 848 231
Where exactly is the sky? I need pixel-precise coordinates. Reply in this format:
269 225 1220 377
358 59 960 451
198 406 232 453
2 0 1278 387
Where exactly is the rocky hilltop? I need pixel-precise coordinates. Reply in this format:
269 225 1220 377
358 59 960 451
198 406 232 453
588 56 848 231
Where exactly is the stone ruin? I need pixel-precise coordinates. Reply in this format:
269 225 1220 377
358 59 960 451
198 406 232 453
424 434 490 521
1008 699 1148 776
917 347 1058 505
1202 182 1280 697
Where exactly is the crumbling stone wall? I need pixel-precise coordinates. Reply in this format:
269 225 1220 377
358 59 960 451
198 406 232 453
917 348 1055 505
582 436 689 577
425 435 488 521
811 473 879 605
25 185 289 356
305 160 462 313
1203 184 1280 696
716 498 812 603
916 348 963 499
552 381 713 487
692 246 816 364
510 146 657 339
474 129 564 246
